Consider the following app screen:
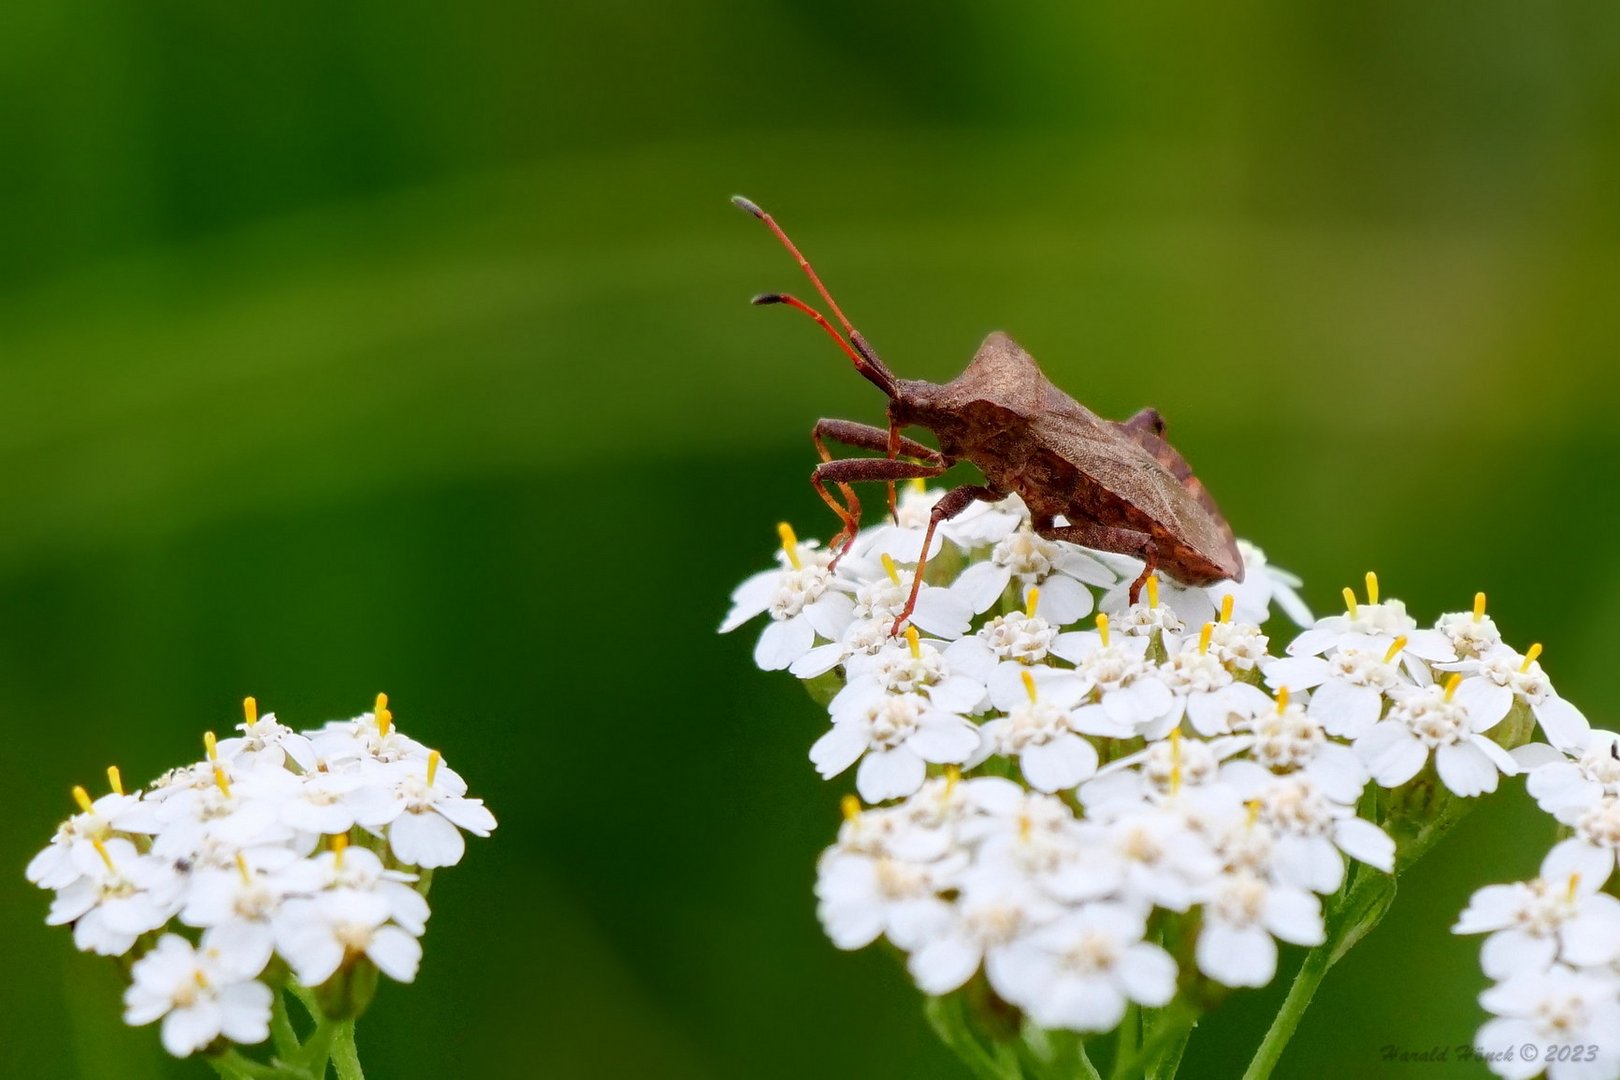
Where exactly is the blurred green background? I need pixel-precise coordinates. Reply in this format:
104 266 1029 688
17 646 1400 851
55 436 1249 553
2 3 1617 1077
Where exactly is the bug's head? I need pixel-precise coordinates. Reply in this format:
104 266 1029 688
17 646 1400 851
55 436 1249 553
734 196 901 399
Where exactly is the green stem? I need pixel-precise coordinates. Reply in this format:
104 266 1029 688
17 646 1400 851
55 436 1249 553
270 988 300 1060
1015 1024 1100 1080
925 995 1024 1080
1146 1022 1191 1079
207 1050 306 1080
297 1019 341 1077
286 979 321 1024
1240 871 1396 1080
330 1021 365 1080
1113 1003 1138 1073
1111 1000 1198 1080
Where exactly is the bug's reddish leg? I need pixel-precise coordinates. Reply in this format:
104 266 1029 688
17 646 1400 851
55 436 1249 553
811 456 949 568
1118 407 1166 437
893 485 1003 635
811 420 950 565
1035 521 1159 603
811 423 861 551
811 419 943 463
810 469 862 565
885 422 903 521
1127 542 1162 605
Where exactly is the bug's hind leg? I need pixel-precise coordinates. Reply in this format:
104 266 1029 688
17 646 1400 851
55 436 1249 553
1118 408 1166 437
1034 520 1159 605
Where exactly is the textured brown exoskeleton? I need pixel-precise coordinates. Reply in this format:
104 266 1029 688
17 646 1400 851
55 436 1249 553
733 196 1244 632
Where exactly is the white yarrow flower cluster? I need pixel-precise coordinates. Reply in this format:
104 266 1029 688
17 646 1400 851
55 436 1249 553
1458 729 1620 1079
725 490 1591 1055
28 695 496 1058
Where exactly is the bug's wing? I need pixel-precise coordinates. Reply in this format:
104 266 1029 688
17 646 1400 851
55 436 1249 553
1031 395 1241 578
1112 421 1241 570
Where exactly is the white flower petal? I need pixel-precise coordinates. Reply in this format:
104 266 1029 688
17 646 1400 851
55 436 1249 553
754 615 816 671
856 747 927 802
1034 574 1094 626
1019 734 1099 793
909 935 982 995
1355 722 1428 788
1197 923 1276 988
389 810 467 868
1334 818 1395 873
951 562 1013 614
809 724 869 779
368 925 423 983
1435 740 1501 798
1480 928 1557 981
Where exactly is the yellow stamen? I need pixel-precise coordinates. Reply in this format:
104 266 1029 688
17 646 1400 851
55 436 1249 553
1521 644 1543 673
1021 670 1039 704
880 553 901 586
91 837 115 873
1245 799 1261 827
1443 673 1462 703
194 970 210 990
909 477 927 494
1168 727 1184 795
1342 587 1358 618
213 766 232 798
375 692 392 739
203 730 218 762
235 852 252 883
106 766 124 797
841 794 861 822
1025 587 1041 618
331 833 348 869
1096 612 1110 648
1473 592 1487 623
71 785 94 814
1219 594 1234 623
777 522 802 570
1145 574 1159 609
242 696 257 727
1567 873 1582 902
944 765 961 794
1018 814 1032 842
427 749 442 786
905 625 921 659
1383 636 1408 665
1198 623 1213 656
1276 686 1290 713
1365 571 1380 606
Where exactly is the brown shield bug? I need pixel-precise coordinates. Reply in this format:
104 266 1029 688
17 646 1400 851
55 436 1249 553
733 195 1244 632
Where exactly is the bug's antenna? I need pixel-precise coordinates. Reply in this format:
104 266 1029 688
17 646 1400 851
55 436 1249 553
735 195 898 394
732 196 857 337
751 293 896 396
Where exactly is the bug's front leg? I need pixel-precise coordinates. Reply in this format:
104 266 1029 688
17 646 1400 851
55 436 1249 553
811 454 949 568
812 420 946 560
813 419 944 529
1034 519 1160 604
